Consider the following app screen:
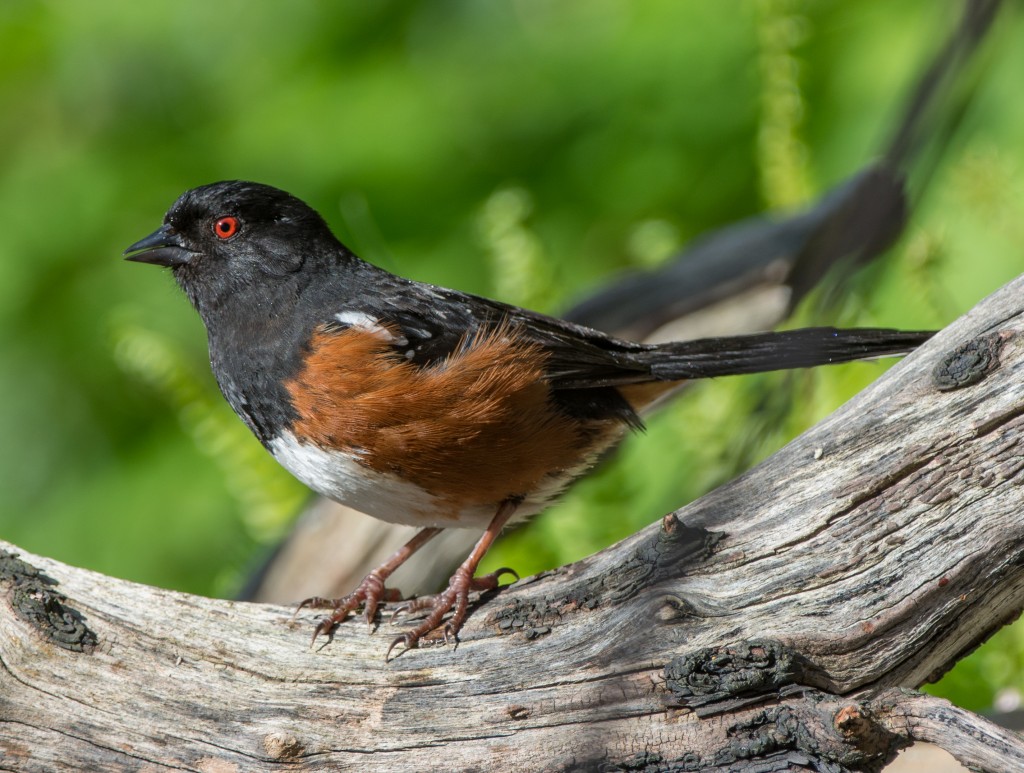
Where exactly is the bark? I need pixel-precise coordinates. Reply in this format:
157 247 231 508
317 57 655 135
4 273 1024 772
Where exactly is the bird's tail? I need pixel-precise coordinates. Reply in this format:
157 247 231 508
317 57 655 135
644 327 933 381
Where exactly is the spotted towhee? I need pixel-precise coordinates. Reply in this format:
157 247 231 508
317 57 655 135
125 181 932 658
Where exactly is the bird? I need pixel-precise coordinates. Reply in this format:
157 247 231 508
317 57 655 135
125 180 933 659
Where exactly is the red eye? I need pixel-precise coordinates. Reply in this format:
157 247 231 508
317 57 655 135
213 216 239 239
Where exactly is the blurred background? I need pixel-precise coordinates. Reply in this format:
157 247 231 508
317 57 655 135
0 0 1022 718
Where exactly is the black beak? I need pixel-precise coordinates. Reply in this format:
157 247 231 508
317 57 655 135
124 224 194 268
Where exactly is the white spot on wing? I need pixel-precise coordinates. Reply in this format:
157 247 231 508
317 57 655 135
334 311 408 346
335 310 378 328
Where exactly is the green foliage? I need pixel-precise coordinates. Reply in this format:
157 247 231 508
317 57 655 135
477 186 559 311
754 0 814 209
1 0 1022 712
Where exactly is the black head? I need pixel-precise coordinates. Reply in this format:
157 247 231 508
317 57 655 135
125 181 345 315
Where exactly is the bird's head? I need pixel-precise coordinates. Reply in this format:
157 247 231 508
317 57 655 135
125 180 342 315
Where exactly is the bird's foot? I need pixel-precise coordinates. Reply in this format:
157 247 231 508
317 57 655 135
296 570 404 645
385 567 518 661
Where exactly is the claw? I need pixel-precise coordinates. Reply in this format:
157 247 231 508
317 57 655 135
443 622 458 646
291 596 334 622
310 617 336 648
385 634 412 662
478 567 519 590
389 604 408 624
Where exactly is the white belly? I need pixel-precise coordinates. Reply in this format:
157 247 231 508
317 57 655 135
269 431 503 528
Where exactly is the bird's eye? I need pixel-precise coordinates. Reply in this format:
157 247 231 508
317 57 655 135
213 216 239 239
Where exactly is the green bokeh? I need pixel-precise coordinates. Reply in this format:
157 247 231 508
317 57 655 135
1 1 1021 711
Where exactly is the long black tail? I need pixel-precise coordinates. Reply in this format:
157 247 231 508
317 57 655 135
645 327 934 381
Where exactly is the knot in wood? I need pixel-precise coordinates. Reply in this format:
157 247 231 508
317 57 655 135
1 549 96 652
932 332 1006 391
263 732 304 761
663 639 825 714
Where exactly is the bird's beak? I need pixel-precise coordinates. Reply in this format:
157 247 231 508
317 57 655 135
124 224 194 268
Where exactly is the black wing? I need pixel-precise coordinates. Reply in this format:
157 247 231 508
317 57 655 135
351 273 653 387
329 266 931 391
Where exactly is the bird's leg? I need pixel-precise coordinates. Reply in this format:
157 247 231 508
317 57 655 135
298 526 442 643
386 498 520 661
